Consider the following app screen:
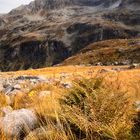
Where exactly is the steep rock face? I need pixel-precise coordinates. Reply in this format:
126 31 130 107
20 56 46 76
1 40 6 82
0 39 69 71
67 23 139 53
120 0 140 10
0 0 140 71
0 16 5 27
104 9 140 26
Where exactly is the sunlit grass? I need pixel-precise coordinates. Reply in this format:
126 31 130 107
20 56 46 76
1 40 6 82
0 66 140 140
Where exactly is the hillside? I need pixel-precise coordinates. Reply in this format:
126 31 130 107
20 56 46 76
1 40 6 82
0 0 139 71
61 38 140 65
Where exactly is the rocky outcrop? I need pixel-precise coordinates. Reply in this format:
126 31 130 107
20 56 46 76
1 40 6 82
0 18 5 27
0 39 69 71
104 9 140 26
0 75 49 96
67 23 139 53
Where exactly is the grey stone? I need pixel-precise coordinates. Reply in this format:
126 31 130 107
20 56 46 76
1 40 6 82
111 67 127 71
121 60 131 65
134 101 140 111
14 84 21 90
61 82 72 89
2 84 22 95
100 69 115 73
95 62 103 66
114 61 119 65
3 86 15 95
15 76 39 81
0 109 38 139
128 63 140 69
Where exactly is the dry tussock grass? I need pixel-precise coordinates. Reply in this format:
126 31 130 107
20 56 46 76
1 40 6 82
2 78 137 140
0 67 140 140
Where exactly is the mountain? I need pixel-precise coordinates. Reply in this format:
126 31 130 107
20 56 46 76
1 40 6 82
0 0 139 71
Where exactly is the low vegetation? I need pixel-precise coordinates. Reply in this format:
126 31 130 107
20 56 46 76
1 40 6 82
0 75 140 140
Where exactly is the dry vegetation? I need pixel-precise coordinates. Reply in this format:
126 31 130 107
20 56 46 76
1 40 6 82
0 66 140 140
61 38 140 65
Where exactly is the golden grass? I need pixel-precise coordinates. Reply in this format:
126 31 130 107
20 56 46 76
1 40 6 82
0 66 140 139
24 78 139 140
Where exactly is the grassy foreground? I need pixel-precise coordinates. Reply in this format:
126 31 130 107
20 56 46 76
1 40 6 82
0 66 140 140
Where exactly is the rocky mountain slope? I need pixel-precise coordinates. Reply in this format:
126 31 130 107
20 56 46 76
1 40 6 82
0 0 140 71
61 38 140 66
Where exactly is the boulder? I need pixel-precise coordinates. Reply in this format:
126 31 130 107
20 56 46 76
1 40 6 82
0 108 38 140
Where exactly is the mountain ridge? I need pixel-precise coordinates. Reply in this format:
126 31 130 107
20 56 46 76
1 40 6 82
9 0 140 14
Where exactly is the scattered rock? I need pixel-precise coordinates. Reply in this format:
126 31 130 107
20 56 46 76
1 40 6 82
14 84 21 90
128 63 140 69
114 61 119 65
60 72 70 79
95 62 103 66
15 76 40 81
100 69 115 73
3 85 15 95
60 82 72 88
15 75 48 83
2 84 22 96
120 60 132 65
111 67 127 71
0 75 49 96
111 67 122 71
134 101 140 112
